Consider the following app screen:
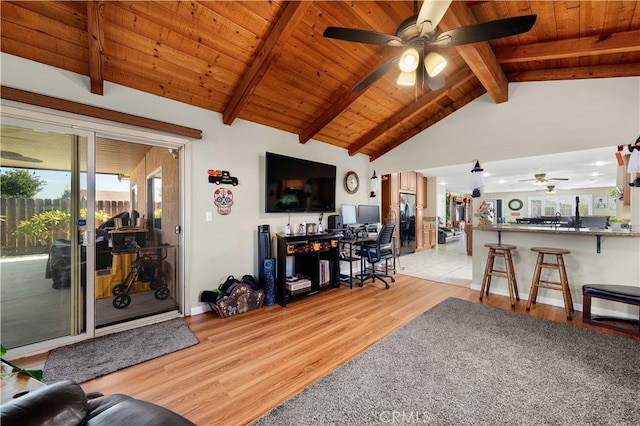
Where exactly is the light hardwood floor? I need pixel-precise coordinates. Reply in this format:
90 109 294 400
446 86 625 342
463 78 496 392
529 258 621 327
12 275 640 425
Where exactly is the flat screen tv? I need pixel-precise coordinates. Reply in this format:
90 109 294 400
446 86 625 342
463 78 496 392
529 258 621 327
265 152 336 213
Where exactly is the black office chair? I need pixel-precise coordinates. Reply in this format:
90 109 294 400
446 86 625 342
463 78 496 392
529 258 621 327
355 223 396 289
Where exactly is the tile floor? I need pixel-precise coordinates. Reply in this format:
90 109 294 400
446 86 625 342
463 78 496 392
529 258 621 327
395 237 472 287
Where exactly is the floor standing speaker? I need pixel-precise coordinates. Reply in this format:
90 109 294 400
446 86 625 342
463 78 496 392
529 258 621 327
263 258 276 306
258 225 271 288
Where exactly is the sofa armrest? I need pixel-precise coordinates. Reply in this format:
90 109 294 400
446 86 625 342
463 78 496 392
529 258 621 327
86 394 196 426
0 380 88 426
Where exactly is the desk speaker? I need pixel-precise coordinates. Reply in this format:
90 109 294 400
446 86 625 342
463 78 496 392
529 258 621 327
328 214 343 230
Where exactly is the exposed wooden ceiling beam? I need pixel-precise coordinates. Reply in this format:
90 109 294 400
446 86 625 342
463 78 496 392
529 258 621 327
369 85 487 162
439 1 509 104
222 1 311 125
298 50 399 144
349 68 476 157
495 30 640 63
87 1 105 96
1 86 203 139
508 64 640 82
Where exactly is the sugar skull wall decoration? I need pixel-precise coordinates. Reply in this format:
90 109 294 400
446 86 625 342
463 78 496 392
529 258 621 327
214 188 233 215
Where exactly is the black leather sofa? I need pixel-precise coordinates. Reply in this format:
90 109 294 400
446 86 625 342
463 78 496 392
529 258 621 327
1 380 195 426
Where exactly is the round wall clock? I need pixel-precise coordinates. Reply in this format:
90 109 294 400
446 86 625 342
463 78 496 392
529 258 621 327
508 199 523 211
344 171 359 194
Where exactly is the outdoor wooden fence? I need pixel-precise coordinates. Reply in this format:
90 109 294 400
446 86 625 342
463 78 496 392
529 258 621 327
0 197 130 255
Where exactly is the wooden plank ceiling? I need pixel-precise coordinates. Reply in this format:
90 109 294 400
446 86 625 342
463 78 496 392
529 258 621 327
2 1 639 161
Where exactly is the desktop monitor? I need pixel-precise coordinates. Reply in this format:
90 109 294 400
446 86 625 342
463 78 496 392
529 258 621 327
341 204 357 226
358 204 380 225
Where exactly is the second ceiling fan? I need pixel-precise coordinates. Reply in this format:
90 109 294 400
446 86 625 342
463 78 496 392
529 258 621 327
323 1 536 92
521 173 569 186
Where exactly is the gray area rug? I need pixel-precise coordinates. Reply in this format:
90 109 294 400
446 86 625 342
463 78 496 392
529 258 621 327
252 297 640 425
44 318 198 384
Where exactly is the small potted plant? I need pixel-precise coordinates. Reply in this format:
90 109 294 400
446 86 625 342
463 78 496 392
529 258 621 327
609 218 627 231
0 342 43 381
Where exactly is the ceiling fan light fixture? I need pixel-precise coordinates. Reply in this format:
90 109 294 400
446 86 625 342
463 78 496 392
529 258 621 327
398 48 420 73
424 51 447 77
397 71 416 86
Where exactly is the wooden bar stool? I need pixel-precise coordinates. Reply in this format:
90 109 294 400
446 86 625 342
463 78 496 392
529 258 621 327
527 247 574 320
479 243 519 308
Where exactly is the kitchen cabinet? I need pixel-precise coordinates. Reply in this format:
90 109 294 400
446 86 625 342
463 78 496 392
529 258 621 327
415 177 424 249
383 172 429 253
429 222 436 248
422 221 436 249
400 171 417 192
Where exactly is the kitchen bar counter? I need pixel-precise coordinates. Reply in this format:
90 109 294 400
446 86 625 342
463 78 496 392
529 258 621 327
477 224 639 254
477 224 639 237
473 224 640 321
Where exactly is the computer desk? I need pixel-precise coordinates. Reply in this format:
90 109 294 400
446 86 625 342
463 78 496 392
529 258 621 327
339 235 396 289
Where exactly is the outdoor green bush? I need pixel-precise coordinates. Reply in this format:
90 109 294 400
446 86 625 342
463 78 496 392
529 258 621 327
13 210 71 246
80 208 112 224
13 209 114 247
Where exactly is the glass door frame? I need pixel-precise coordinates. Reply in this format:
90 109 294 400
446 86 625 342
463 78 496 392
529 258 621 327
1 115 97 357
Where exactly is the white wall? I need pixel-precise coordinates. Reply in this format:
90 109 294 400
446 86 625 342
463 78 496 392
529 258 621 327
2 53 639 314
0 54 373 314
372 78 640 174
479 187 621 225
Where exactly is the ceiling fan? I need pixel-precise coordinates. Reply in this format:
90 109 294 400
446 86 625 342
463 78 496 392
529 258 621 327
0 150 43 163
323 0 536 92
520 173 569 186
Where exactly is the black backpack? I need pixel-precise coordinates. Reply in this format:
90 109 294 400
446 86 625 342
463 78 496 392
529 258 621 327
218 275 240 293
239 274 259 290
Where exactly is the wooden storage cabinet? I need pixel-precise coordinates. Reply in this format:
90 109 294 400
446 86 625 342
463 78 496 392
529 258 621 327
400 171 417 192
421 222 436 249
276 232 341 307
426 221 436 248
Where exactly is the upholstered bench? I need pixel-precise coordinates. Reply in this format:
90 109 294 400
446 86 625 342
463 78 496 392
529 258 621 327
582 284 640 336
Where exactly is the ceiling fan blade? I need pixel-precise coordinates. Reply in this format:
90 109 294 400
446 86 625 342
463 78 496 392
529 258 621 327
352 57 400 92
323 27 403 46
549 178 569 181
428 14 537 47
417 0 452 36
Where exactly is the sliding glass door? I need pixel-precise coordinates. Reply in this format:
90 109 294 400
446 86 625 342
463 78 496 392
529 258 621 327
0 120 93 350
93 139 181 328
